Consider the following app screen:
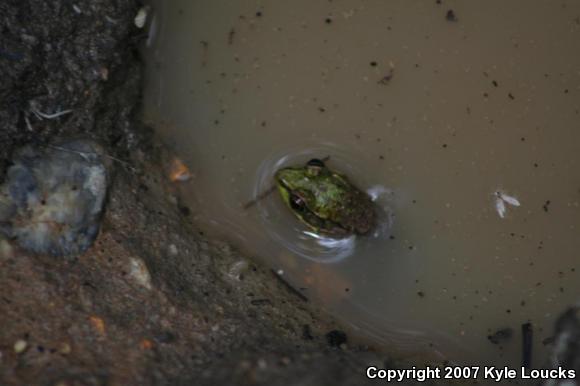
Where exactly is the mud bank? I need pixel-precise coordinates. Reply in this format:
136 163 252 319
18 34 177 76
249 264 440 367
0 1 424 385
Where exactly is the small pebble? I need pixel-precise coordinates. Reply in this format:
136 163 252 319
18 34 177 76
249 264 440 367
326 330 347 347
128 257 152 290
59 342 71 355
0 239 13 258
14 339 27 354
134 6 149 28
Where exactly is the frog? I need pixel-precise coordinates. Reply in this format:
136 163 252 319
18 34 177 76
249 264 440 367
275 158 376 236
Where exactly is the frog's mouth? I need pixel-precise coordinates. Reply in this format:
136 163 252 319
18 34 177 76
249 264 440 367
276 182 349 236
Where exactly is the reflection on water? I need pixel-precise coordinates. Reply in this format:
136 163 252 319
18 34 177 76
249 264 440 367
142 0 580 369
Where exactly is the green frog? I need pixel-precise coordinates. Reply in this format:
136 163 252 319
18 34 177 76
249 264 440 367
275 159 376 236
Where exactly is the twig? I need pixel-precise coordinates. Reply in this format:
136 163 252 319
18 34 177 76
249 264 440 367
20 117 135 173
30 102 73 120
522 322 533 368
47 145 137 173
270 269 308 302
24 115 34 132
242 185 277 210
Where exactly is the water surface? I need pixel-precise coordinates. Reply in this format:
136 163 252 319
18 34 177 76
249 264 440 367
143 0 580 368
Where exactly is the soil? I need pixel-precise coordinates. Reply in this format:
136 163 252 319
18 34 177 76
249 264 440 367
0 1 425 385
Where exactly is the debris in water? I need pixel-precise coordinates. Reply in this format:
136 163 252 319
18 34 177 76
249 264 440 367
522 322 533 368
169 158 192 182
542 200 551 212
243 185 277 210
488 328 513 344
494 190 520 218
200 40 209 67
446 9 458 22
0 140 108 256
377 62 395 86
270 269 308 302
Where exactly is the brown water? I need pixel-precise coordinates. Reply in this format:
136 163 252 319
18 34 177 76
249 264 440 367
142 0 580 371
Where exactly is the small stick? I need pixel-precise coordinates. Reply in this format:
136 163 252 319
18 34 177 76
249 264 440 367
18 115 136 174
270 269 308 302
242 155 331 210
46 145 137 173
522 322 533 369
30 105 73 120
242 185 277 210
24 115 34 132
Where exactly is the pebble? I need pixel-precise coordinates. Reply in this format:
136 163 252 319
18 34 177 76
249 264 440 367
128 257 152 290
134 7 149 29
14 339 27 354
228 260 248 280
0 238 13 258
59 342 71 355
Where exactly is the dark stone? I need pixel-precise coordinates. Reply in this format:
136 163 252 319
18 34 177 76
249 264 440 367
326 330 348 347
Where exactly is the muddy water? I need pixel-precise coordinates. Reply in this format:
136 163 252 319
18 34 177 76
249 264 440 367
142 0 580 369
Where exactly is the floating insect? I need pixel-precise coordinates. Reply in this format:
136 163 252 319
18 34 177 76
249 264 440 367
494 190 521 218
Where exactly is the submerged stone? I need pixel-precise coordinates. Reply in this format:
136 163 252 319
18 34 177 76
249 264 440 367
0 140 108 256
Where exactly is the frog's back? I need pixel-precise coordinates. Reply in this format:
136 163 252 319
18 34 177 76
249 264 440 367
311 173 376 235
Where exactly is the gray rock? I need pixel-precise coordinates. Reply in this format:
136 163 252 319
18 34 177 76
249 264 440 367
0 140 108 256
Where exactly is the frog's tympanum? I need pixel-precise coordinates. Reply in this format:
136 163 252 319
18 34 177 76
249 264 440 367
275 159 376 236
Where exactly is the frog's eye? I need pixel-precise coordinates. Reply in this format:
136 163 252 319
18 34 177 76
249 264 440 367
289 193 306 211
306 158 325 168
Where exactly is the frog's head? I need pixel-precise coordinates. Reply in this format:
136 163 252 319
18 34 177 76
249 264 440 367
275 159 374 236
276 158 328 187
